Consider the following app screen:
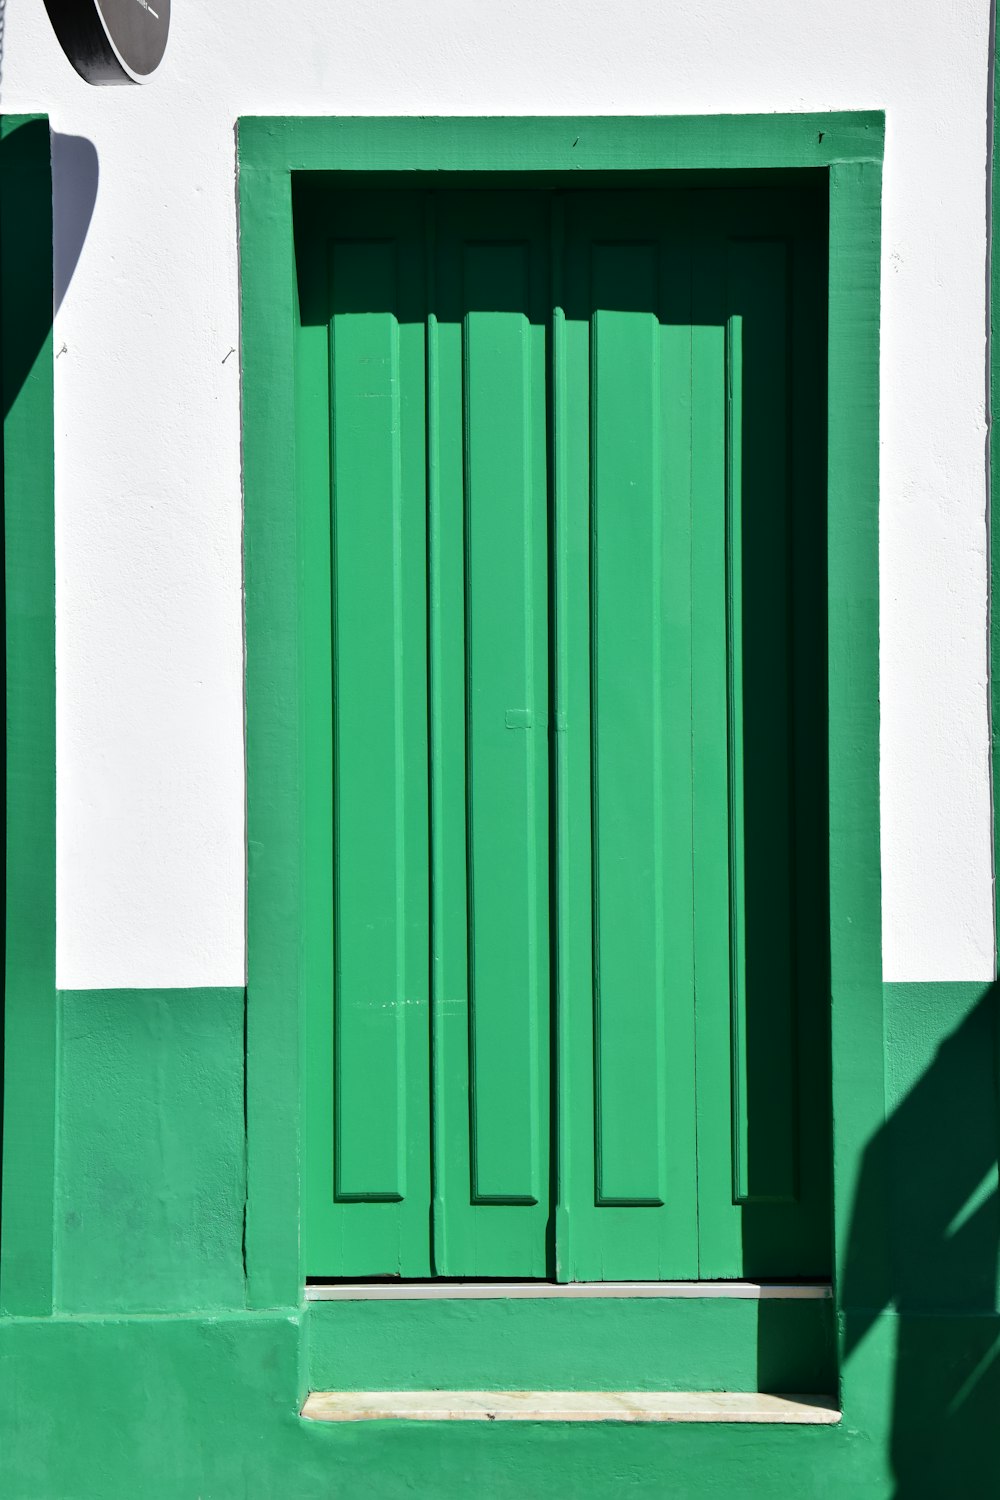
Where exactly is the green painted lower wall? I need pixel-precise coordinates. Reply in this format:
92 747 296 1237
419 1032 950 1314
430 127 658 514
2 1307 998 1498
0 1312 876 1499
881 981 1000 1312
56 989 247 1313
837 980 1000 1499
1 980 998 1497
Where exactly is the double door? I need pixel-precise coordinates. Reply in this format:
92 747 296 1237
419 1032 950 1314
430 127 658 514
298 183 831 1282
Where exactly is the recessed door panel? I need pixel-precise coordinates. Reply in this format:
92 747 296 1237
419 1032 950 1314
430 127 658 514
556 197 700 1280
430 194 551 1275
302 200 432 1277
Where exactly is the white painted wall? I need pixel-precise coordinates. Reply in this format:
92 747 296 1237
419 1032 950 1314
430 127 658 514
1 0 993 986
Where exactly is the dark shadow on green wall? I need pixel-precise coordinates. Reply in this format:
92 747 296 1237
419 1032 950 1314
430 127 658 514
1 119 95 1259
0 118 55 1259
843 982 1000 1498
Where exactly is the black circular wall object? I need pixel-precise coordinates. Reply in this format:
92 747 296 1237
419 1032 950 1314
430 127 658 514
44 0 170 85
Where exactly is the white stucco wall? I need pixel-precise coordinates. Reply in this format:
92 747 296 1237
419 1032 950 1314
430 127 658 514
1 0 994 986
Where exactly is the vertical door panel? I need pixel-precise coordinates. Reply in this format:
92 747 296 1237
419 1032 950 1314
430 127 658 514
690 233 741 1277
465 243 545 1205
727 238 796 1208
558 199 699 1279
591 243 668 1207
304 207 432 1277
734 212 832 1278
431 197 550 1274
331 242 410 1203
550 189 593 1278
692 203 830 1279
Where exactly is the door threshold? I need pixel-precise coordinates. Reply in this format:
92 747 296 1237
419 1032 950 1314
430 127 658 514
301 1390 841 1424
304 1280 832 1301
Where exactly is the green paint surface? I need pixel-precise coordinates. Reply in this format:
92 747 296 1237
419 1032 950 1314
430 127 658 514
1 115 57 1318
845 982 1000 1325
839 982 1000 1498
0 980 991 1497
56 989 247 1313
242 110 885 1314
239 112 884 175
0 1309 994 1497
298 182 831 1283
994 0 1000 964
306 1296 836 1393
9 109 999 1498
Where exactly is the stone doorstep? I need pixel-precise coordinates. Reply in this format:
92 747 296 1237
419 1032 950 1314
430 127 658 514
301 1391 842 1424
304 1281 833 1301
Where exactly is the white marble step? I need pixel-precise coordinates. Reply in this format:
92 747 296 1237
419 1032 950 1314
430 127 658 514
301 1391 841 1424
305 1280 832 1301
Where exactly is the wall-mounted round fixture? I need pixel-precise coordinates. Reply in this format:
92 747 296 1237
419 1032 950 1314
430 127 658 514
43 0 170 85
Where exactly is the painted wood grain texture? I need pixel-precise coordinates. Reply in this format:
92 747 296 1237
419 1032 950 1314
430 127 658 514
300 184 832 1282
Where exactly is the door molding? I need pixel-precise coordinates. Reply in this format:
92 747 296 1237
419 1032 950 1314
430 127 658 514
237 115 885 1361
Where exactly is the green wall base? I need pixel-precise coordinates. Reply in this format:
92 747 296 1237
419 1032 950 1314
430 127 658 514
56 988 247 1313
0 1307 997 1498
1 979 998 1497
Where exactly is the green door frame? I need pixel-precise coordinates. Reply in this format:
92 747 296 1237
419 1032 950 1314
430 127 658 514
238 116 885 1395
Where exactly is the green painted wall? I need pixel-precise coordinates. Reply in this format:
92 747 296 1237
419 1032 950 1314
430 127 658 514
841 981 1000 1497
55 989 246 1313
3 109 999 1498
0 980 996 1497
305 1296 835 1393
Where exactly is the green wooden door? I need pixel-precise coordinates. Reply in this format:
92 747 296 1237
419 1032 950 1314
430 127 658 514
298 183 831 1283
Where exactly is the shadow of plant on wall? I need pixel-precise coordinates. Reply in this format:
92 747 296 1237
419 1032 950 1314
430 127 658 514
842 982 1000 1498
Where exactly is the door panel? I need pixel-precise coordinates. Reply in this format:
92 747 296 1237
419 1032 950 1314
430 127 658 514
557 196 699 1279
302 198 432 1277
590 245 673 1210
299 183 831 1284
729 235 797 1209
430 194 551 1275
689 229 738 1277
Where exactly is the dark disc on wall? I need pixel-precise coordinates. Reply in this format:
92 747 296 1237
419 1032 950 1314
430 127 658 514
43 0 170 85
